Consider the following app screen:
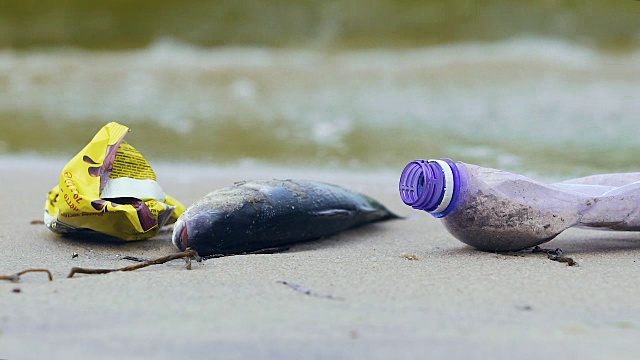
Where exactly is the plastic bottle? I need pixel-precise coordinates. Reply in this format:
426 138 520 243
399 158 640 252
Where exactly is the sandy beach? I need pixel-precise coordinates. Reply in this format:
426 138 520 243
2 156 640 359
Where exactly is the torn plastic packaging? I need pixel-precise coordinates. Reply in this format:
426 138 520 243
400 159 640 252
44 122 185 241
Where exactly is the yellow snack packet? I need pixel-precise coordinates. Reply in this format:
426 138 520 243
44 122 185 241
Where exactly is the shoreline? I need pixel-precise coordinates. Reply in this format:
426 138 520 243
2 156 640 359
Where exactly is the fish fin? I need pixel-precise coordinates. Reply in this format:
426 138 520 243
311 209 355 218
360 199 404 219
358 205 379 213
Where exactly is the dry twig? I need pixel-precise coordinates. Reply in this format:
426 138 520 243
532 246 577 266
67 249 200 278
0 269 53 283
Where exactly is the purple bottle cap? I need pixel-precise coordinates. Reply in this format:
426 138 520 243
399 158 460 217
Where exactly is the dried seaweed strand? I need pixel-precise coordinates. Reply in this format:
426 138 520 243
121 255 150 262
532 246 577 266
67 249 200 278
201 246 290 260
277 280 342 300
0 269 53 283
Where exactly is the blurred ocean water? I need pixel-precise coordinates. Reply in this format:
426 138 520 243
3 1 640 50
1 2 639 176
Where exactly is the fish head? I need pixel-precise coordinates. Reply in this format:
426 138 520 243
172 217 189 251
172 209 227 252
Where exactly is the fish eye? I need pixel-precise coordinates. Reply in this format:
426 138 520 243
180 225 189 250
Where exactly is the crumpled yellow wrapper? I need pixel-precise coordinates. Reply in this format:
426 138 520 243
44 122 185 241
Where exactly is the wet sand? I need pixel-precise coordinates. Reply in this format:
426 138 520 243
2 156 640 359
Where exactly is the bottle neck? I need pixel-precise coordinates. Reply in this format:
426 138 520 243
399 158 461 217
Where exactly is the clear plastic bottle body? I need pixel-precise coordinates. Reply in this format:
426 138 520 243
440 163 586 251
400 159 640 252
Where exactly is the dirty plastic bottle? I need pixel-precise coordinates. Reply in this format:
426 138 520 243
399 159 640 252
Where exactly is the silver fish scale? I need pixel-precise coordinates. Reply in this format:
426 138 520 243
184 179 367 219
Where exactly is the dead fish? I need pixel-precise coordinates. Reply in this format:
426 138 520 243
172 179 399 255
